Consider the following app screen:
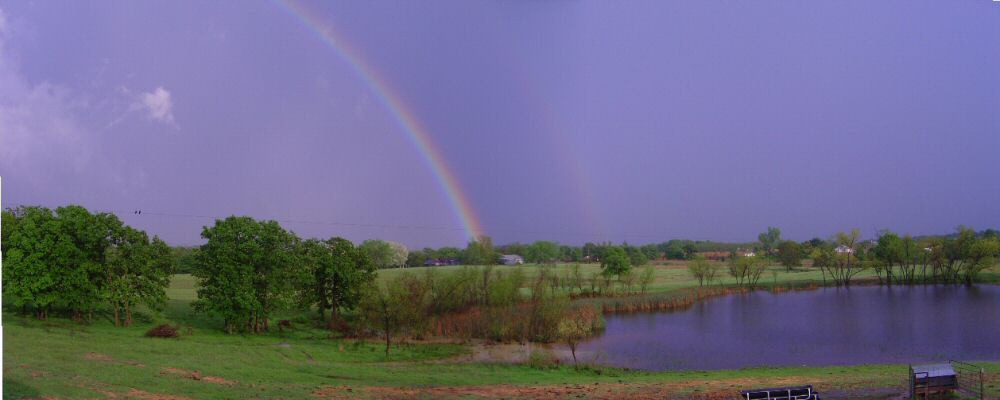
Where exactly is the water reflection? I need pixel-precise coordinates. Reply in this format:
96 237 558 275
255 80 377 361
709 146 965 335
578 285 1000 370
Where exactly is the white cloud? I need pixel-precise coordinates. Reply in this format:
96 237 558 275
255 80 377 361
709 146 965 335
139 86 175 125
0 6 144 197
103 85 178 130
0 7 92 182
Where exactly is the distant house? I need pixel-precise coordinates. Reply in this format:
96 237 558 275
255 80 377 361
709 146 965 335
423 258 460 267
835 245 854 254
423 259 442 267
499 254 524 265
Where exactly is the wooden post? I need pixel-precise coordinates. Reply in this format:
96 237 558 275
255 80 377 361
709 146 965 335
980 367 984 400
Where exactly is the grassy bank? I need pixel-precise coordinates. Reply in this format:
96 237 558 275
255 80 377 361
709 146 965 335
7 315 998 399
5 263 999 399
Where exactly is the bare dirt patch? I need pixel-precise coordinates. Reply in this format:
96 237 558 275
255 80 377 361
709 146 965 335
17 364 48 378
125 389 193 400
84 352 115 362
81 352 145 368
201 376 238 386
158 367 237 386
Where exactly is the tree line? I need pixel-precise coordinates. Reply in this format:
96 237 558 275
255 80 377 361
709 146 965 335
685 226 1000 288
2 206 172 325
5 206 997 342
403 238 759 267
0 206 379 334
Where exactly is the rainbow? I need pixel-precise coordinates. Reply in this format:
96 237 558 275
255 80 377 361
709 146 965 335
274 0 484 239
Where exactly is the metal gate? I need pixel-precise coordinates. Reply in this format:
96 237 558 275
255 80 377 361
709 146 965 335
950 360 984 400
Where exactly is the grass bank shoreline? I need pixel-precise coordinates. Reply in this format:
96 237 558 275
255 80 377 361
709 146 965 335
5 263 999 399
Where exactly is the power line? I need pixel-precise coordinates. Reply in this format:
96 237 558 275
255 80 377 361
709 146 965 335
6 201 681 240
124 209 677 240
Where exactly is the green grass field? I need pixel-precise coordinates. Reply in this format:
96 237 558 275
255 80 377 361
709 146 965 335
5 263 999 399
376 260 888 292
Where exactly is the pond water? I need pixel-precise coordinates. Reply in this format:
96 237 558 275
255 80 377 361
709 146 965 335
577 285 1000 371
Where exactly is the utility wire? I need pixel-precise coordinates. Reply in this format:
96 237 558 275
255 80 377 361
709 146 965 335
6 201 679 240
123 209 676 240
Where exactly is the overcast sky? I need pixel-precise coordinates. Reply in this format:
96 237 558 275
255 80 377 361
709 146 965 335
1 1 998 248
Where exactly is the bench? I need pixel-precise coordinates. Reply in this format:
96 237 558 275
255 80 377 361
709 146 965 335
740 385 820 400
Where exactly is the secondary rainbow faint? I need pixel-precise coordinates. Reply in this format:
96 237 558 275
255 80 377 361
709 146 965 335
274 0 485 240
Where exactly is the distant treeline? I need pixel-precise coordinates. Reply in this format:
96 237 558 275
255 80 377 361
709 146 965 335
685 226 1000 288
401 240 759 268
170 238 762 272
4 205 998 344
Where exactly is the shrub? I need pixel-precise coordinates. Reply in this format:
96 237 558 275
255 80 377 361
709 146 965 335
145 324 180 338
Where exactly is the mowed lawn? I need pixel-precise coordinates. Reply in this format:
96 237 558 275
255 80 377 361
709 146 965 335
5 263 1000 399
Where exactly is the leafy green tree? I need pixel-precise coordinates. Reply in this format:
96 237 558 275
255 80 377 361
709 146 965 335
2 206 65 319
728 254 766 287
758 226 782 258
600 246 631 279
681 243 698 259
687 255 711 286
560 245 583 262
965 237 999 284
930 226 1000 284
358 275 421 355
3 205 161 322
638 265 656 293
640 244 661 261
53 205 121 320
405 248 430 268
170 246 199 274
873 231 901 284
664 244 686 260
806 237 827 249
524 241 561 264
360 239 402 269
776 240 803 271
624 244 649 266
983 229 1000 240
193 216 301 333
820 229 866 286
558 308 600 368
436 246 463 261
463 235 496 265
298 237 376 327
105 226 173 327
